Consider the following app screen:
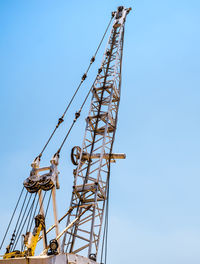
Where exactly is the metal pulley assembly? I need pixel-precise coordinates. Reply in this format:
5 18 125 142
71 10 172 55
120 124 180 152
24 154 60 193
71 145 126 166
38 172 57 191
71 146 81 165
23 171 58 193
71 146 89 165
23 177 40 193
48 239 59 255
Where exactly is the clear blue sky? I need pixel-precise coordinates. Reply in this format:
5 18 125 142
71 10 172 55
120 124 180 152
0 0 200 263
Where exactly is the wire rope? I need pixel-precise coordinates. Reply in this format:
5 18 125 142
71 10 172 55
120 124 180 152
45 190 52 218
38 16 113 158
100 24 125 264
0 187 24 251
12 193 33 251
29 194 40 232
8 191 28 251
66 25 117 253
1 12 116 257
26 193 37 234
56 75 97 154
37 191 47 215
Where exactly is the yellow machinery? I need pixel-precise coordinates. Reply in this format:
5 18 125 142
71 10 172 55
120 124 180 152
3 215 45 259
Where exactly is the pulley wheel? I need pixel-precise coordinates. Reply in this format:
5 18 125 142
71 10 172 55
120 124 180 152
39 175 54 191
71 146 81 165
23 179 40 193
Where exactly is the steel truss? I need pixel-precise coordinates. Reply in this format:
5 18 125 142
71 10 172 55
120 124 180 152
61 6 131 259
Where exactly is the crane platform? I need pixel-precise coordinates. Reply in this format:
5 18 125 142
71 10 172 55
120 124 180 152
0 253 97 264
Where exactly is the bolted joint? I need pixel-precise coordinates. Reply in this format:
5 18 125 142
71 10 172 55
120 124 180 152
106 50 111 56
56 117 64 128
127 7 132 14
89 254 96 261
90 56 95 63
75 110 81 119
111 11 115 17
98 68 102 74
118 6 124 12
82 73 87 81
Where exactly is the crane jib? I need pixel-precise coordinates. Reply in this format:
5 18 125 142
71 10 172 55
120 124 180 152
0 6 131 264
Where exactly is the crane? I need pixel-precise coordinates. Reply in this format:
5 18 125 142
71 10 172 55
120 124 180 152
0 6 131 264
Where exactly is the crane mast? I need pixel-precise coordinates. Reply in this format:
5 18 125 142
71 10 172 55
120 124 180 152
0 6 131 264
62 6 130 259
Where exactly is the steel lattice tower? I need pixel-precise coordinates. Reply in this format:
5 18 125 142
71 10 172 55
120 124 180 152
62 6 131 259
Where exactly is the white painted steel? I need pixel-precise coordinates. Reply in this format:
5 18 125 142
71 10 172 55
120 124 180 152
61 6 130 260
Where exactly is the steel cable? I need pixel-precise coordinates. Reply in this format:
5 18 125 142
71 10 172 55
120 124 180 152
0 187 24 251
38 16 113 158
29 194 40 232
8 191 28 251
65 25 117 253
12 191 47 251
12 193 33 251
37 191 47 215
45 190 52 218
101 24 125 264
26 193 37 234
56 75 97 154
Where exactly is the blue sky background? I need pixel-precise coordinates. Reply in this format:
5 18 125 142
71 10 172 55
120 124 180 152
0 0 200 263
